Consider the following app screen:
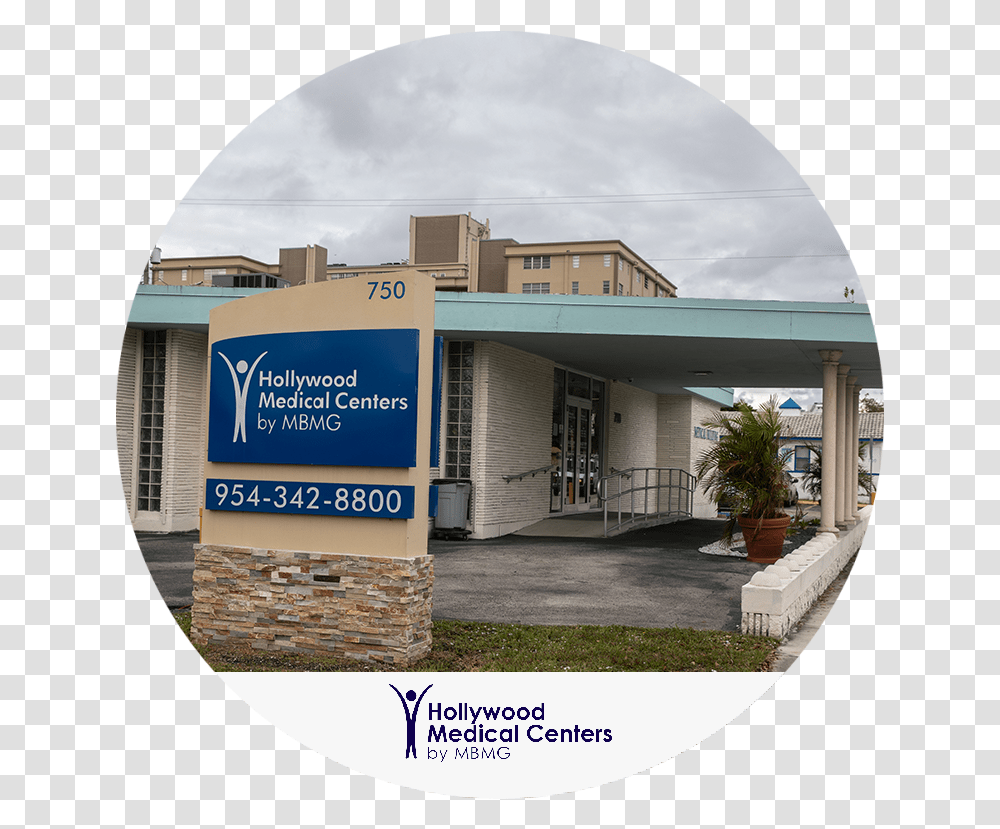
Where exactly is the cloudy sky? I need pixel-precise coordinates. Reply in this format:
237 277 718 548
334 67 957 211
155 32 878 408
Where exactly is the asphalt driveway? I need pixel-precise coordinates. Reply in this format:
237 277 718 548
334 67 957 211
135 530 200 609
137 519 770 632
428 519 766 631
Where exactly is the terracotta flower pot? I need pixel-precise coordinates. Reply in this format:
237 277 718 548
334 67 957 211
738 514 791 564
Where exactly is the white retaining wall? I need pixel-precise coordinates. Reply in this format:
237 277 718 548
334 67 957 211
741 506 872 638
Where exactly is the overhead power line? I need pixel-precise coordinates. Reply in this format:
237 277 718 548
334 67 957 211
181 186 815 208
175 185 846 263
648 252 849 262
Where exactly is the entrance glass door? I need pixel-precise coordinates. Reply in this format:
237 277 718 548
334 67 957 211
550 368 605 513
564 403 591 507
550 369 565 511
566 406 578 505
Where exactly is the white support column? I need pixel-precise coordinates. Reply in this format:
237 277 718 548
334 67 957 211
835 364 850 527
819 350 842 535
851 381 862 519
845 376 858 524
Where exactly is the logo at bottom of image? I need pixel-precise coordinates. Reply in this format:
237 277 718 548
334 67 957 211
390 684 614 762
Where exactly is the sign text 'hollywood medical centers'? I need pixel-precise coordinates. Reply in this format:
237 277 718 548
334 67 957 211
208 329 420 468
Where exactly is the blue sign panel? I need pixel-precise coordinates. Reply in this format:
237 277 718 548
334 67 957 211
206 478 415 519
208 329 419 467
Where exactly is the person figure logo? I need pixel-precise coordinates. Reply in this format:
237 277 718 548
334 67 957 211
218 350 267 443
389 684 433 759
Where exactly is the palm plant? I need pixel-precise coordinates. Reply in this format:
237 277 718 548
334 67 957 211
695 397 794 544
799 443 874 502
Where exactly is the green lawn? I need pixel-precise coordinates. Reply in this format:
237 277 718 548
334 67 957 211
174 613 778 672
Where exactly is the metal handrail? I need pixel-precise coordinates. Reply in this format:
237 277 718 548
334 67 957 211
503 463 559 484
597 467 696 537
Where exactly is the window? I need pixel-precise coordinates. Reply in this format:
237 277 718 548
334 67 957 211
181 269 188 282
617 284 623 296
572 255 580 268
603 254 611 267
444 341 474 480
138 330 166 513
567 371 590 399
571 282 579 295
635 270 640 283
794 445 811 472
644 275 650 290
329 272 359 280
223 274 286 288
619 259 623 271
603 280 610 295
523 256 550 270
522 282 550 294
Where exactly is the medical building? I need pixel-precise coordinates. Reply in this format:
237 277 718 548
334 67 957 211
120 214 880 541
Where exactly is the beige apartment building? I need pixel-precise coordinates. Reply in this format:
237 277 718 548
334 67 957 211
148 214 678 299
143 246 323 288
500 239 675 297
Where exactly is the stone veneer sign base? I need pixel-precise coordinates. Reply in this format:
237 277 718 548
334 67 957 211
191 544 433 666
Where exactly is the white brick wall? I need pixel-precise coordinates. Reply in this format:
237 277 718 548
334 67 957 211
689 395 725 518
655 395 692 469
604 384 658 515
161 330 208 532
614 392 724 520
469 341 554 538
607 382 658 471
654 395 725 518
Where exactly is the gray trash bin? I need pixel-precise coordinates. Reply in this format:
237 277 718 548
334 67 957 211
432 478 471 532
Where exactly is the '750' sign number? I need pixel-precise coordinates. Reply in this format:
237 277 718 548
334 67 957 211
368 280 406 300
